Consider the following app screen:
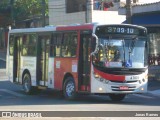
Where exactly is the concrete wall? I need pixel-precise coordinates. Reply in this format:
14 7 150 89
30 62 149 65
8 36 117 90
49 0 125 25
92 11 125 24
49 0 92 25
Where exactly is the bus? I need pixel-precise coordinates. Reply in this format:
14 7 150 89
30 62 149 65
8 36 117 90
6 23 148 101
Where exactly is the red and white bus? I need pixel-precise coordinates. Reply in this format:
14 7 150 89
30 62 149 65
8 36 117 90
6 23 148 101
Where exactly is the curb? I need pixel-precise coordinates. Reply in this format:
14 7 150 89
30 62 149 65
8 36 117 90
0 69 7 80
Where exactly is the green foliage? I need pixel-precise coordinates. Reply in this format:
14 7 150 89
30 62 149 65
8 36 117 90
14 0 48 20
0 0 10 12
0 0 48 21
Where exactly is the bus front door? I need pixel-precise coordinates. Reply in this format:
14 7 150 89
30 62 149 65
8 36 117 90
37 35 50 86
13 36 22 83
78 32 91 91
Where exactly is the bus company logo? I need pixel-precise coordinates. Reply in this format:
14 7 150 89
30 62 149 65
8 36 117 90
2 112 12 118
1 112 42 118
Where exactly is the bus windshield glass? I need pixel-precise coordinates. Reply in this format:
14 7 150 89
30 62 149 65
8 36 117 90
92 37 148 68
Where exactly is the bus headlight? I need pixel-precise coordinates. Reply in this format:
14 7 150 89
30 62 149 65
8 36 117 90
94 73 99 78
99 87 103 91
141 87 144 91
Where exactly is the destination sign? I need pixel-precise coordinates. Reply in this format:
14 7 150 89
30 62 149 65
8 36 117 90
106 27 139 34
95 25 147 36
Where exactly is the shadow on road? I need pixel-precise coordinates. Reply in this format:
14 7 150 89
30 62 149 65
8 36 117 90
0 80 160 107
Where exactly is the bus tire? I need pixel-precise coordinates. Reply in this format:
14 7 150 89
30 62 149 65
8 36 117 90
63 77 76 100
22 73 37 95
109 94 126 101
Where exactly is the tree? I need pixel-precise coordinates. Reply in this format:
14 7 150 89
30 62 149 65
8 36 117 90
14 0 48 21
0 0 11 27
0 0 48 27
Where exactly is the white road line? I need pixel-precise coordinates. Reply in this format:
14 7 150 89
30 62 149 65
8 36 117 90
0 89 25 97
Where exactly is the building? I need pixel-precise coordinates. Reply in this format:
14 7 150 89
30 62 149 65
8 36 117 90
48 0 125 25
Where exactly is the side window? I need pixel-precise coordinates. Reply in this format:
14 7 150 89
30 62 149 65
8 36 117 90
9 35 14 56
62 32 78 57
69 33 78 57
22 34 37 56
50 34 56 57
22 35 28 56
61 33 70 57
55 33 62 57
50 32 77 57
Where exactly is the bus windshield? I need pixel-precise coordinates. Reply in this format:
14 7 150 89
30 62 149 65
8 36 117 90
92 37 148 68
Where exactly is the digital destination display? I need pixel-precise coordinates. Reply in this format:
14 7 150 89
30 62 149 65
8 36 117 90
95 25 147 36
107 26 139 34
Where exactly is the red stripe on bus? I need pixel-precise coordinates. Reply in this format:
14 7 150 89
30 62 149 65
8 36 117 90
56 24 93 31
93 67 125 82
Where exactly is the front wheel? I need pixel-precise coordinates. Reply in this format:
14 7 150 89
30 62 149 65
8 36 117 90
22 73 38 95
63 77 76 100
109 94 126 101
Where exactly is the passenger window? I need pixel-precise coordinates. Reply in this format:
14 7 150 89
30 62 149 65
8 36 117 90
62 32 78 57
55 33 62 57
22 34 37 56
9 35 14 56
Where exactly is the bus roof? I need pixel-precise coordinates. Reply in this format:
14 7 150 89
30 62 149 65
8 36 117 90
56 23 93 31
9 26 56 34
9 23 94 34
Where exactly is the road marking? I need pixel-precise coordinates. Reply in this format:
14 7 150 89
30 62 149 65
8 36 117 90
0 89 25 97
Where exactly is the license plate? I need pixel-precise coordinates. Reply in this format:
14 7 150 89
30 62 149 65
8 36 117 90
119 86 129 90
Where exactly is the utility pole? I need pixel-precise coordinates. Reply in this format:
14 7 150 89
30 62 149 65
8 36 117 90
126 0 132 24
10 0 15 28
42 0 46 27
85 0 89 23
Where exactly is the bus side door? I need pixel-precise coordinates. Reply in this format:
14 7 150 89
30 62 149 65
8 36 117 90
78 31 92 91
13 36 22 83
37 34 51 86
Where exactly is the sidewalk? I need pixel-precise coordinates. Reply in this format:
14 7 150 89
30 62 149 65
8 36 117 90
0 51 6 68
0 68 8 80
147 79 160 97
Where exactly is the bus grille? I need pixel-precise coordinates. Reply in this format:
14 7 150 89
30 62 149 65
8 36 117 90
111 86 136 91
110 80 138 83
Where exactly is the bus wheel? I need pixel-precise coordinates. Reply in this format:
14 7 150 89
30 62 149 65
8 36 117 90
63 77 76 100
22 73 34 94
109 94 126 101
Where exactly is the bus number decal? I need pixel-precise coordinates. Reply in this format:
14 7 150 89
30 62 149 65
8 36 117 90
72 60 77 72
56 61 60 68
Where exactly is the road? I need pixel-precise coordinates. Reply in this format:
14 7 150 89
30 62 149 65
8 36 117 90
0 78 160 120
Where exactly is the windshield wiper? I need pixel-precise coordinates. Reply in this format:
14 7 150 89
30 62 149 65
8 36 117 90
122 39 125 67
129 37 137 53
128 37 137 60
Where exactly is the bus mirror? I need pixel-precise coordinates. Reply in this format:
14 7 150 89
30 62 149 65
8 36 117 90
91 37 96 52
92 34 98 53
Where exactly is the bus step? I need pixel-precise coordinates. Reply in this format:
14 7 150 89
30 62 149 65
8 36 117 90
38 86 47 90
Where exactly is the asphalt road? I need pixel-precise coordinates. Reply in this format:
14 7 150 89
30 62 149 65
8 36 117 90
0 76 160 120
